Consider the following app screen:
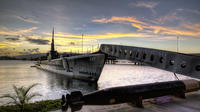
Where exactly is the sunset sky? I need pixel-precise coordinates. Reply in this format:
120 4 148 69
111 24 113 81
0 0 200 56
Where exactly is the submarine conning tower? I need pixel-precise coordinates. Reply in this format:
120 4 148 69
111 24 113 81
48 28 59 60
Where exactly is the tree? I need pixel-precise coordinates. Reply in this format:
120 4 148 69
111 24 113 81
0 83 42 112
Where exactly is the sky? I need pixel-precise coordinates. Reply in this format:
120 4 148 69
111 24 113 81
0 0 200 56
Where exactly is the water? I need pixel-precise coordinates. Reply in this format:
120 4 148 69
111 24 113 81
0 60 195 105
98 64 195 89
0 60 97 105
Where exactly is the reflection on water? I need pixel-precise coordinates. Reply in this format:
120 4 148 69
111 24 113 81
46 72 97 93
0 60 97 105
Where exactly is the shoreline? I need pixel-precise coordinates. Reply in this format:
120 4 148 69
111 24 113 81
0 99 61 112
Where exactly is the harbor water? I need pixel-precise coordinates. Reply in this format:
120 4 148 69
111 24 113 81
0 60 194 105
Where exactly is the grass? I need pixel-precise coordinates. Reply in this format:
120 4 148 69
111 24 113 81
0 99 61 112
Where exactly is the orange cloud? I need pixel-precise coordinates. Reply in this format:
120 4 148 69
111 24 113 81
0 45 5 48
0 27 38 35
92 16 146 25
181 23 200 32
18 27 38 33
92 16 200 37
43 32 148 39
132 23 143 31
88 33 147 38
92 18 108 23
43 32 81 38
0 41 21 48
28 34 100 54
147 25 200 36
28 35 98 48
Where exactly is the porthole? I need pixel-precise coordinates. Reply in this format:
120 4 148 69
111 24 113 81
181 63 186 68
195 65 200 71
159 57 164 63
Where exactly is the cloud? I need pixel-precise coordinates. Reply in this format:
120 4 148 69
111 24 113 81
153 12 183 25
27 48 40 53
0 26 38 47
177 8 200 15
92 18 108 23
26 38 50 45
0 44 5 48
26 34 86 47
69 42 75 45
43 32 82 38
88 33 148 38
18 27 38 33
43 32 149 39
144 24 200 37
17 48 40 55
92 16 146 25
129 1 159 14
0 41 21 48
131 23 143 31
150 25 200 36
181 23 200 32
5 37 20 41
0 26 38 36
146 35 187 41
132 1 159 9
15 16 40 24
92 16 200 37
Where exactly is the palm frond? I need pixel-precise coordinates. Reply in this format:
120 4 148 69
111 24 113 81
0 94 19 105
5 101 13 105
13 85 21 99
24 83 40 97
26 93 42 102
5 101 20 106
0 94 16 100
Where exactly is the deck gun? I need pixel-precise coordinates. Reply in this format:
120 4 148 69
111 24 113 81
61 79 200 112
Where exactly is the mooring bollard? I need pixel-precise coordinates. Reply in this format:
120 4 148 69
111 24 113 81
61 79 200 112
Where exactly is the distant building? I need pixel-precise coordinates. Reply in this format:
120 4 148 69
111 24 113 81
47 28 59 60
